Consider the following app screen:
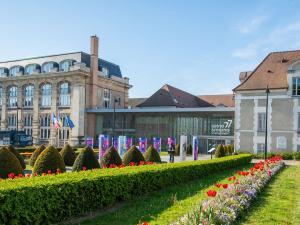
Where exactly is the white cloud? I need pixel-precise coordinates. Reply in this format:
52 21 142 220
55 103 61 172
237 16 267 34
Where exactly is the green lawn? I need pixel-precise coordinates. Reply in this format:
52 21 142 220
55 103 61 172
75 164 252 225
237 165 300 225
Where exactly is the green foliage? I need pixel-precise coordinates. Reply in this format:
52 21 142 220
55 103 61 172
122 146 145 165
223 145 228 155
7 145 26 169
228 145 234 155
33 146 66 174
294 152 300 160
0 147 23 178
175 144 180 156
72 146 100 171
280 152 294 160
144 145 161 162
100 146 122 167
60 144 76 166
29 145 46 166
187 144 193 155
215 144 226 158
0 154 252 225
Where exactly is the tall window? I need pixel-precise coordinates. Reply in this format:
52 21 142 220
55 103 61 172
102 67 109 77
8 86 18 107
23 114 33 135
9 66 23 76
103 89 110 108
40 83 52 107
59 82 70 106
24 85 34 107
0 86 2 107
7 114 17 130
42 62 58 73
258 113 266 132
59 114 70 140
40 114 51 139
60 60 75 72
292 77 300 96
0 67 8 77
25 64 40 75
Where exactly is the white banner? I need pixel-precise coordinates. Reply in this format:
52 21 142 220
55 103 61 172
180 135 187 161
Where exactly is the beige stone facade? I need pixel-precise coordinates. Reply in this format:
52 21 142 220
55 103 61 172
0 36 131 146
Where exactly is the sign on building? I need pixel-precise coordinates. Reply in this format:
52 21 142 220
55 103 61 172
180 135 187 161
211 119 233 136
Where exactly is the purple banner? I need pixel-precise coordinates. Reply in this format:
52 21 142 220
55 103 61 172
167 137 176 150
153 137 161 153
86 137 93 148
126 137 133 150
138 137 147 153
99 134 109 159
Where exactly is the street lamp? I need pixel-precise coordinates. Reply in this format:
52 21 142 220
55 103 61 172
264 86 270 161
112 98 120 141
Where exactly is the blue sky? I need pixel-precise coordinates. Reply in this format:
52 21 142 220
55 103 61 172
1 0 300 97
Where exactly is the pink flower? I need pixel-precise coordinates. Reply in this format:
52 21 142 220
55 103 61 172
82 166 87 171
8 173 15 179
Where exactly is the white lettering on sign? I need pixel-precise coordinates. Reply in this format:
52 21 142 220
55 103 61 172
211 119 232 135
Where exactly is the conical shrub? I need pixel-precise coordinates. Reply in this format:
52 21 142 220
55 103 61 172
72 146 100 171
100 146 122 167
33 146 66 175
187 144 193 155
175 144 180 156
7 145 26 169
215 144 226 158
60 144 76 166
144 145 161 163
122 146 145 165
0 147 23 178
29 145 46 166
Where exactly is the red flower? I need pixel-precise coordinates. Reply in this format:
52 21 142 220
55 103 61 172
82 166 87 171
215 183 222 188
146 162 154 165
139 161 145 166
222 184 228 189
102 164 107 169
42 173 46 176
142 222 149 225
207 189 217 197
119 163 125 168
18 173 23 178
25 173 31 177
267 170 272 176
34 172 38 177
129 162 135 166
109 164 117 168
56 169 61 174
47 170 52 175
8 173 15 179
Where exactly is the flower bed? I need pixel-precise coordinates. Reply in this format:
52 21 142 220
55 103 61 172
0 154 251 225
174 156 284 225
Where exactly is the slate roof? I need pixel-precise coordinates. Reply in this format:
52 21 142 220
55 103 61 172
137 84 214 108
198 94 234 107
128 98 147 108
234 50 300 91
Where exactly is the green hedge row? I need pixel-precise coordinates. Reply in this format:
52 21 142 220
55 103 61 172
0 154 252 225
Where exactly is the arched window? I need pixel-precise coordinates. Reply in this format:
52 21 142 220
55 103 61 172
24 85 34 107
60 60 75 72
0 86 2 106
0 67 8 77
8 86 18 107
9 66 24 76
42 62 59 73
59 82 70 106
40 83 52 106
25 64 41 75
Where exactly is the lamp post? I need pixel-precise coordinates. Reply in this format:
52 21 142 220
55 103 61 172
264 86 270 161
112 98 120 141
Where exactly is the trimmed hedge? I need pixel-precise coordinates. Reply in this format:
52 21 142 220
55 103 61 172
29 145 46 166
7 145 26 169
100 146 122 167
144 145 161 163
0 147 23 178
60 144 76 166
33 146 66 175
0 154 252 224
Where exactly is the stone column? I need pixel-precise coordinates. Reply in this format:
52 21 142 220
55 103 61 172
1 84 7 130
32 81 40 145
50 81 58 146
17 83 23 131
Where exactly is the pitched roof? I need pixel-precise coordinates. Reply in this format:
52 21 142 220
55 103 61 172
234 50 300 91
137 84 213 108
198 94 234 107
128 98 147 108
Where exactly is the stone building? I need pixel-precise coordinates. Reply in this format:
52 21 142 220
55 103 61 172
0 36 131 146
234 50 300 153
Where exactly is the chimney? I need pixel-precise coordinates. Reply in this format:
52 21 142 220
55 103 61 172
239 71 252 83
90 35 99 107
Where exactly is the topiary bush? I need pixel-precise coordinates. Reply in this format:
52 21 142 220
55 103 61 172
33 146 66 175
215 144 226 158
187 144 193 155
144 145 161 163
100 146 122 167
7 145 26 169
60 144 76 166
223 145 228 155
29 145 46 166
228 145 234 155
175 144 180 156
122 146 145 165
0 147 23 178
72 146 100 171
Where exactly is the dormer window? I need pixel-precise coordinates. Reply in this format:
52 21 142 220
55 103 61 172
60 60 75 72
292 77 300 96
25 64 41 75
42 62 59 73
9 66 24 76
102 67 109 77
0 67 8 77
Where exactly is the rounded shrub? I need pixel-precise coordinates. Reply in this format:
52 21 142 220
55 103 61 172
33 146 66 175
294 152 300 160
280 152 293 160
187 144 193 155
29 145 46 166
215 144 226 158
144 145 161 163
175 144 180 156
7 145 26 169
100 146 122 167
0 147 23 178
122 146 145 165
60 144 76 166
72 146 100 171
